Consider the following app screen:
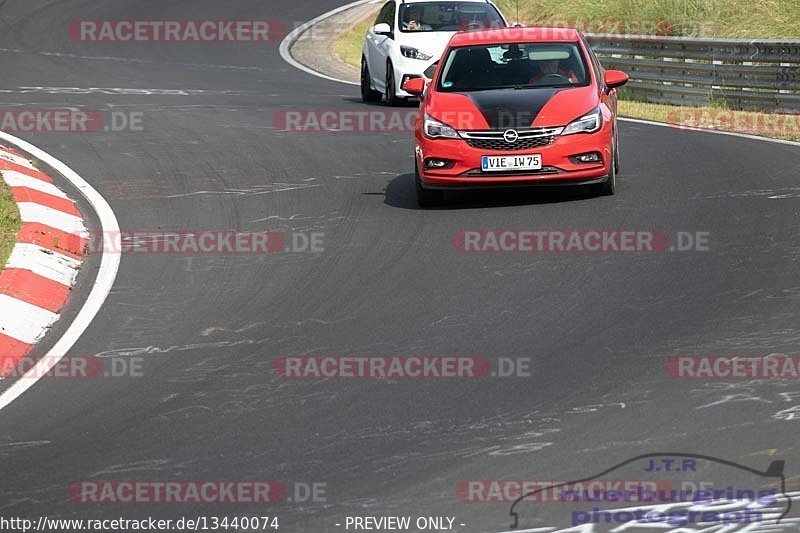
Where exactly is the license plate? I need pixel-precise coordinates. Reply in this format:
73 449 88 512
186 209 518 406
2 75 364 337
481 154 542 172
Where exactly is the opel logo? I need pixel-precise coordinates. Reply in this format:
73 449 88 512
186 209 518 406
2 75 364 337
503 129 519 143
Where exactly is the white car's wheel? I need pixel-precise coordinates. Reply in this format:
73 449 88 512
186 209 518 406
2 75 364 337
361 57 382 103
385 61 401 106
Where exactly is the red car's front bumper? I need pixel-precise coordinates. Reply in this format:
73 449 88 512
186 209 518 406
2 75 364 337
415 123 613 189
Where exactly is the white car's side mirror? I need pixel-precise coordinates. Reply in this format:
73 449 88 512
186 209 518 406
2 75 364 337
373 23 392 36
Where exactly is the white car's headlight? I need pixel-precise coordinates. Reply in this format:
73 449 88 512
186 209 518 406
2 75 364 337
401 45 433 61
562 108 602 135
424 114 460 139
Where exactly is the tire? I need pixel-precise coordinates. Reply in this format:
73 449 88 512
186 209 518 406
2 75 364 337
593 141 616 196
613 125 620 174
385 62 400 106
361 57 382 103
415 161 445 207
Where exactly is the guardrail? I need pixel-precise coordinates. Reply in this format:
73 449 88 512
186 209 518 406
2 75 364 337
584 34 800 111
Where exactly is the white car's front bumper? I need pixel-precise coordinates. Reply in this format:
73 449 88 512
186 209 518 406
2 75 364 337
393 55 439 97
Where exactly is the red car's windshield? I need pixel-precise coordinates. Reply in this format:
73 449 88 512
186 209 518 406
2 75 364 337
437 42 591 91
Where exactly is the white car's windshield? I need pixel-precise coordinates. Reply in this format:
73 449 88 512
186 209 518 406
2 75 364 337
437 42 591 91
399 2 505 33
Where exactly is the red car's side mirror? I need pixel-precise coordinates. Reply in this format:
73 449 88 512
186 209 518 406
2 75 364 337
604 70 629 90
403 77 426 96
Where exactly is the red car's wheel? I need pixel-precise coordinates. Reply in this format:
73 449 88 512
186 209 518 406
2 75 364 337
415 161 445 207
593 137 616 196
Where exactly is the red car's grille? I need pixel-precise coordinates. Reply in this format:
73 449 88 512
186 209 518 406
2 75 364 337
460 127 563 152
464 166 561 177
464 135 557 151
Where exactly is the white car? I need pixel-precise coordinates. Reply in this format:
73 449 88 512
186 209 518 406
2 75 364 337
361 0 508 105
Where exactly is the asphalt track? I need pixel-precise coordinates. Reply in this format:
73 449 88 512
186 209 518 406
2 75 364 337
1 0 800 531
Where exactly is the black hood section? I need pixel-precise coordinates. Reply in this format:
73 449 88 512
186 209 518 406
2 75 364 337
462 88 562 129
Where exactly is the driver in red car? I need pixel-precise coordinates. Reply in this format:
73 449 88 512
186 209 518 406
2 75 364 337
529 59 580 84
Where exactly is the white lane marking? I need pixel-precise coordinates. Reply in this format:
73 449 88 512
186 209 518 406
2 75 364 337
280 2 800 150
1 170 69 198
17 202 86 234
5 243 81 286
165 183 320 198
619 116 800 148
279 0 378 86
0 48 264 73
8 87 256 96
0 295 59 344
0 149 36 170
0 131 121 412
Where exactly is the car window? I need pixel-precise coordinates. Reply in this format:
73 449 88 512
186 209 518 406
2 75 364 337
437 42 591 92
423 62 439 79
399 2 505 33
373 3 388 25
382 1 397 26
584 38 603 83
374 1 396 26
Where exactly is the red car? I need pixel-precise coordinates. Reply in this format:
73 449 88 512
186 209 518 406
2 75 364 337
402 27 628 206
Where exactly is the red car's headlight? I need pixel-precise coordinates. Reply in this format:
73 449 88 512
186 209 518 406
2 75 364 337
562 107 602 135
424 114 460 139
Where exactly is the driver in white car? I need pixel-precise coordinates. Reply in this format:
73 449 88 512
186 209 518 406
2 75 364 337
401 5 433 31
